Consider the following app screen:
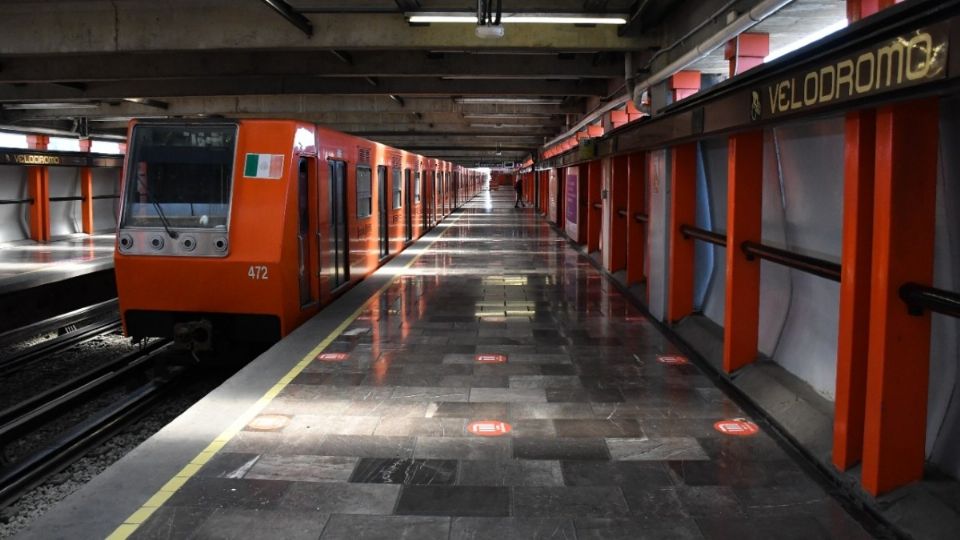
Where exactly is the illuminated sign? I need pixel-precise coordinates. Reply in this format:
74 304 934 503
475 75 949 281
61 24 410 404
752 25 948 120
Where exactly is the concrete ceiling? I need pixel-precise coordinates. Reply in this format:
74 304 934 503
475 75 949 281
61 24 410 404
0 0 844 167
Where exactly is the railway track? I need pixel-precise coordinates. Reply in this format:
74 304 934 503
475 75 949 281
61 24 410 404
0 299 121 377
0 339 177 508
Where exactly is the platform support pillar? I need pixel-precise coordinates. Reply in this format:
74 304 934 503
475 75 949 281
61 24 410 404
862 98 939 495
26 135 50 242
669 71 700 102
626 152 646 288
587 160 602 253
833 110 876 471
667 143 697 323
723 131 763 373
724 33 769 78
79 138 96 234
606 154 628 273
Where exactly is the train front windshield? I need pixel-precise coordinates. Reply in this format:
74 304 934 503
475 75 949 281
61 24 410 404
121 124 237 230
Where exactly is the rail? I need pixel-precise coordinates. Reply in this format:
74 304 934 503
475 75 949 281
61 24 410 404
0 198 33 205
741 241 841 282
680 224 726 247
899 283 960 318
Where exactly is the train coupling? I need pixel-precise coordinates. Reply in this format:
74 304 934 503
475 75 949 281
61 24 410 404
173 320 213 353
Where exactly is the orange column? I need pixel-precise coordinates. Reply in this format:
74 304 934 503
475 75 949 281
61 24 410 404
79 139 95 234
669 71 701 102
587 160 602 252
724 33 769 78
833 111 876 470
833 0 898 475
862 98 939 495
667 143 697 323
723 131 763 373
608 155 628 273
626 152 646 285
26 135 51 242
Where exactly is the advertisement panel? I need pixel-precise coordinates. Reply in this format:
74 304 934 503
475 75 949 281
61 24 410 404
564 167 579 240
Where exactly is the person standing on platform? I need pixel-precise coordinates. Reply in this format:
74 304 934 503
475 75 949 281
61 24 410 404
514 176 524 208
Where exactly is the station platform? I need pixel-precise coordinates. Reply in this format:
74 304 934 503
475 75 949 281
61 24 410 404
23 191 876 540
0 234 114 295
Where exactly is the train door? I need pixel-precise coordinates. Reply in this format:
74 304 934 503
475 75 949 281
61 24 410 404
420 171 428 231
454 172 460 208
377 165 389 258
328 160 349 289
404 169 413 242
297 157 315 308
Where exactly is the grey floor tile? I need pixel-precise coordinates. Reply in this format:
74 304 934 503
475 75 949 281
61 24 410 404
193 509 329 540
553 419 644 438
280 482 400 514
470 388 548 403
373 417 467 437
459 460 563 487
317 435 416 459
675 485 743 517
391 386 470 402
450 517 576 540
395 485 511 517
245 455 358 483
414 436 511 461
350 458 458 485
560 461 674 488
509 403 598 420
513 437 610 461
513 486 630 518
320 514 450 540
166 478 292 511
607 437 709 461
131 506 214 540
431 402 510 419
696 514 833 540
574 517 705 540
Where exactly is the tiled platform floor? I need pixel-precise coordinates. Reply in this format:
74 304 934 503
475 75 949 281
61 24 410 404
132 192 873 539
0 233 114 293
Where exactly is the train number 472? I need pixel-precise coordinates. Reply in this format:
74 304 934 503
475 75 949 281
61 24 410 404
248 265 269 280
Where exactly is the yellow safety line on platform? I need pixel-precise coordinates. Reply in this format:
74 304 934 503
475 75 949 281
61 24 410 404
106 209 470 540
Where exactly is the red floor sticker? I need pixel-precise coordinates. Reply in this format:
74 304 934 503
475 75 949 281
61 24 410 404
657 354 689 365
316 352 350 362
475 353 508 364
466 420 513 437
714 418 759 436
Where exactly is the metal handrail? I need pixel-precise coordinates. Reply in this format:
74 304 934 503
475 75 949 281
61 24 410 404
741 241 841 282
634 213 648 223
680 224 726 247
617 209 627 218
899 283 960 318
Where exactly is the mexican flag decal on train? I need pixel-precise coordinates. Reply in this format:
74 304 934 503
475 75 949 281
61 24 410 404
243 153 284 179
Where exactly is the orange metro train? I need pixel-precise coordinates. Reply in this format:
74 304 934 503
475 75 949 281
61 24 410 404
114 119 481 349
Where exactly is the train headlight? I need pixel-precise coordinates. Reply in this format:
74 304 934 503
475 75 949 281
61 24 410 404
119 233 134 251
149 235 165 250
180 235 197 252
213 236 228 253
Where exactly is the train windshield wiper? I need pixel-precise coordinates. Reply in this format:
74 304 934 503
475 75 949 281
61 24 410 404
144 186 179 239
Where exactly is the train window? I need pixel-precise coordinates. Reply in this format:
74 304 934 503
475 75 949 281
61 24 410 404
414 171 421 203
392 167 402 209
121 124 237 230
356 166 372 218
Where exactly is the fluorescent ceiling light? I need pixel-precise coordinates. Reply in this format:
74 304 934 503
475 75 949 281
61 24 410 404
455 97 563 104
408 13 627 25
470 124 547 129
463 113 556 119
765 19 848 62
3 102 101 110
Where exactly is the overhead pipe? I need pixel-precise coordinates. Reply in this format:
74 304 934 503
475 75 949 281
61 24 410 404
543 0 795 150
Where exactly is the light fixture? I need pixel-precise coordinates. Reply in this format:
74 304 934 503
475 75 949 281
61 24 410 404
470 123 548 129
3 102 102 110
455 97 563 105
407 13 628 25
463 113 557 119
764 19 848 62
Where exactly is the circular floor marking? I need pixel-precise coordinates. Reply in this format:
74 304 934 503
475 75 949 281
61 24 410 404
316 352 350 362
657 354 689 365
466 420 513 437
714 418 760 436
246 414 290 431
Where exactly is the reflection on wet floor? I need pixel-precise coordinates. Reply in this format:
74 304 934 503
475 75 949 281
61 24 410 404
131 190 873 539
0 234 114 281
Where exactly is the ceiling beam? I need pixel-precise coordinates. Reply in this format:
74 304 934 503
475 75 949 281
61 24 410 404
0 6 652 54
0 51 623 84
0 78 608 101
259 0 313 37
